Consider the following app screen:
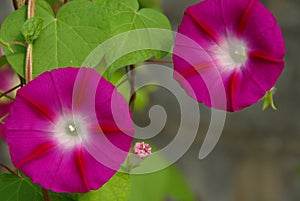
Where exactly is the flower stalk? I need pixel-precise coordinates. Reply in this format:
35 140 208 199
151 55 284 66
25 0 36 84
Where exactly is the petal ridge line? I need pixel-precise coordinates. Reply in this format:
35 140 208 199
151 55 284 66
76 147 90 192
18 92 56 124
73 68 90 110
90 125 134 134
219 0 229 38
49 150 65 190
49 72 65 117
185 8 219 44
237 0 256 36
249 51 284 63
229 70 239 112
16 143 56 168
243 66 265 92
179 62 213 78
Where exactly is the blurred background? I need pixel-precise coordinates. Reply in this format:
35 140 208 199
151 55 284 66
1 0 300 200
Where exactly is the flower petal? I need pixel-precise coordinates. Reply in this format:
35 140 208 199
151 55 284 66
237 1 277 36
185 0 226 44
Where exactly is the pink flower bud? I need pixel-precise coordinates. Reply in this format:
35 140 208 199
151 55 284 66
134 142 152 158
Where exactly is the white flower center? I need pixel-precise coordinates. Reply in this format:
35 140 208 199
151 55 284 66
228 40 247 65
68 125 76 132
215 37 248 71
54 115 88 149
65 122 79 136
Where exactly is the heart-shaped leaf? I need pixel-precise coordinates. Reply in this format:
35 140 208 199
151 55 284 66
0 173 78 201
1 0 171 78
1 0 107 78
0 174 43 201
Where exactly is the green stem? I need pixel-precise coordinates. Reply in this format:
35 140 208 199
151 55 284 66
116 78 129 88
0 113 9 124
0 38 14 53
0 92 15 100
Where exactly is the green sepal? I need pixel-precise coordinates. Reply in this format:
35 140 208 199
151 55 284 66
21 17 44 43
262 87 277 111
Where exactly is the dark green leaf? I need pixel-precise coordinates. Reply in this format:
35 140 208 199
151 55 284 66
0 173 79 201
93 0 172 77
0 174 43 201
0 55 8 67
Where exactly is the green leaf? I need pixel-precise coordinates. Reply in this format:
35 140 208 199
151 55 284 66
78 172 130 201
93 0 172 77
0 173 79 201
0 55 8 67
1 0 107 78
0 174 43 201
129 166 196 201
49 191 78 201
1 0 172 79
128 148 197 201
262 87 277 111
22 17 44 43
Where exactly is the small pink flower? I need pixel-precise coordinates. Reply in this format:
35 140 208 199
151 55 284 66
134 142 152 158
6 67 134 193
173 0 285 111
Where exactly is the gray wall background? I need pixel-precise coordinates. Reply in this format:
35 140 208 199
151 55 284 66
1 0 300 200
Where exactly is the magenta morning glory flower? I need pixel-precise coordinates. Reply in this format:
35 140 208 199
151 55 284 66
173 0 285 111
6 67 134 193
